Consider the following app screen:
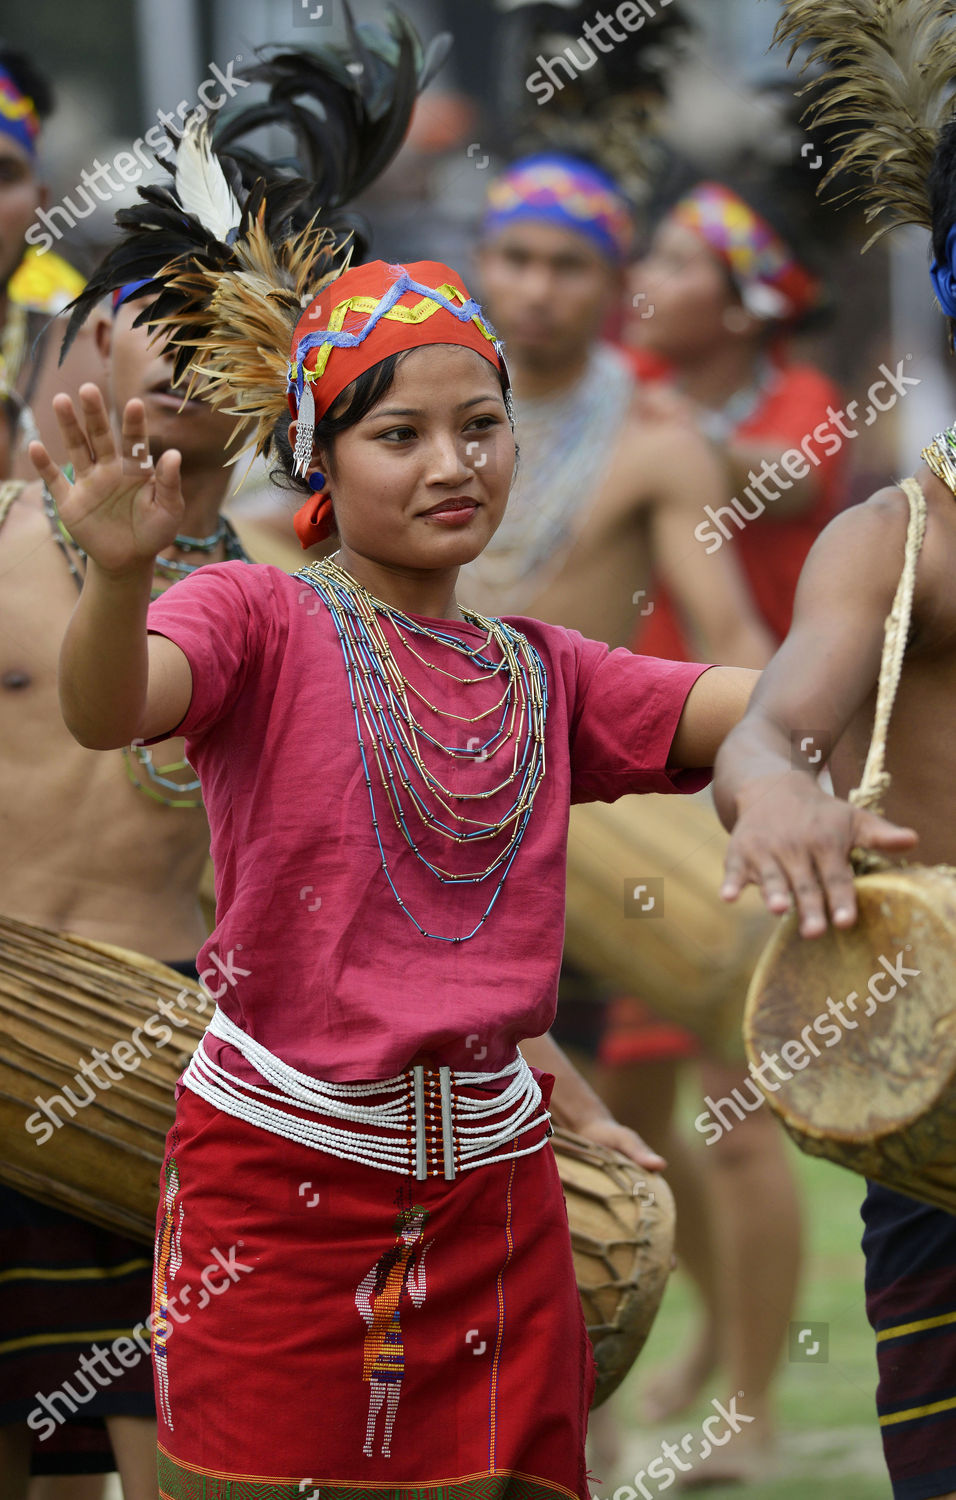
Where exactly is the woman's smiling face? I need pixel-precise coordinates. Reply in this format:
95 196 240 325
315 344 516 575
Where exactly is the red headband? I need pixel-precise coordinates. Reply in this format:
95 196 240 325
289 260 506 548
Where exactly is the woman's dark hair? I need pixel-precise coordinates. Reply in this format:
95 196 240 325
0 44 54 121
270 346 512 496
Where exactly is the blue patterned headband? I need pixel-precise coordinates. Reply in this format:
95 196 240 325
482 153 634 263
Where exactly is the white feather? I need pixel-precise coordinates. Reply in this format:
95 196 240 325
174 116 242 242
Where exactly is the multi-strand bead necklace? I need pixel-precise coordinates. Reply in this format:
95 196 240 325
295 556 549 943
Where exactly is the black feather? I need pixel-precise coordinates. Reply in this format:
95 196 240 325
215 1 450 212
58 1 449 365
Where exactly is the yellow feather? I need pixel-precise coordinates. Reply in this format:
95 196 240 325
150 212 348 461
775 0 956 246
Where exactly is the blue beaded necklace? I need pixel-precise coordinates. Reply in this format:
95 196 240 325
294 557 549 943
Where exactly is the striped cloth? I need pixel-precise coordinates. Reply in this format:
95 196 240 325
863 1180 956 1498
0 1184 154 1474
0 956 199 1473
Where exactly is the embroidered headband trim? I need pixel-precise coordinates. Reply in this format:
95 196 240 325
482 152 634 263
287 258 511 545
288 273 498 401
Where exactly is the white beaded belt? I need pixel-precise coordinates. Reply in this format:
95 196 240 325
182 1006 551 1179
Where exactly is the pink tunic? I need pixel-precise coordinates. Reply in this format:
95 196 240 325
147 562 710 1083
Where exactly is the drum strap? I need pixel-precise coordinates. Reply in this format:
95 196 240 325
182 1005 550 1179
849 475 927 818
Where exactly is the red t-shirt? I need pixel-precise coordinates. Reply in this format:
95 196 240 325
147 562 711 1082
627 347 846 656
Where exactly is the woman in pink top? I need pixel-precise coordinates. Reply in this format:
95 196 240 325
32 105 770 1499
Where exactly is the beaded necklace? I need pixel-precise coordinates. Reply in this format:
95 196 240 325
690 355 778 444
294 556 549 943
921 424 956 496
0 301 27 398
43 482 250 808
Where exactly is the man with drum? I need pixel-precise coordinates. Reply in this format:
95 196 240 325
0 283 245 1496
715 7 956 1496
716 362 956 1500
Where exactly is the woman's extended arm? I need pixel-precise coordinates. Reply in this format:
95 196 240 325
666 664 758 768
30 384 193 748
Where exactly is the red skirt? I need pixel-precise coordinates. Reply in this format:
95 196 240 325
153 1082 594 1498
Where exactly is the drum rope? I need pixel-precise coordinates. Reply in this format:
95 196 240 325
848 478 927 851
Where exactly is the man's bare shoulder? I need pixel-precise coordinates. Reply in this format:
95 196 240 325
799 474 956 642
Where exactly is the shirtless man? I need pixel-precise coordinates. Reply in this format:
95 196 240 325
711 6 956 1481
0 286 245 1498
715 426 956 1500
0 43 102 481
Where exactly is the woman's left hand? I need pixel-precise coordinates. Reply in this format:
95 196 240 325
573 1114 666 1174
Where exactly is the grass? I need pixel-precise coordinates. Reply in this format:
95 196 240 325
592 1129 893 1497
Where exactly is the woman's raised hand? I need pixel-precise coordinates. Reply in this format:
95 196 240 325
29 384 184 577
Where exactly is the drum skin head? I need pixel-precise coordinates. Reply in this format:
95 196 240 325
551 1126 675 1407
744 866 956 1211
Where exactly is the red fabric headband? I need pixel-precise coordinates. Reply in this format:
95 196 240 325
290 259 506 549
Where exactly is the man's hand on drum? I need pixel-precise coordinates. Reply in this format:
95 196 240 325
718 767 917 939
29 383 184 576
712 498 928 938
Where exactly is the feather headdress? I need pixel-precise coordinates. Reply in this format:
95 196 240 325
59 2 449 463
774 0 956 247
215 8 451 258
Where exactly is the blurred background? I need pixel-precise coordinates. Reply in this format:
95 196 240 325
5 0 955 490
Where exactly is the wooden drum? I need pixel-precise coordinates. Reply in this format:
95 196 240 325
565 793 774 1058
0 914 206 1242
745 864 956 1212
551 1126 675 1406
745 479 956 1213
